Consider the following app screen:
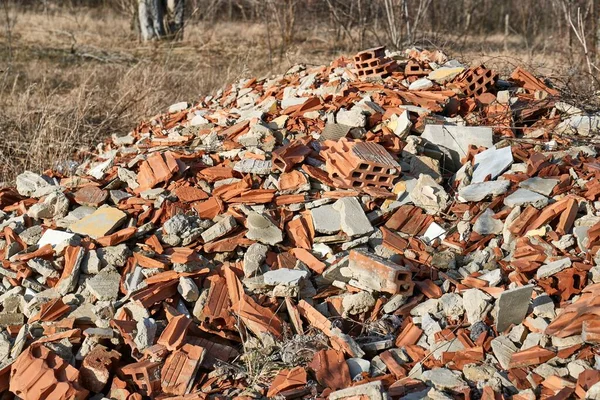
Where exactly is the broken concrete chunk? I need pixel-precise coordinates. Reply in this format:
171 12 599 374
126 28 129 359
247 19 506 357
178 277 200 302
37 229 75 248
388 110 412 138
81 249 102 274
556 114 600 136
410 298 440 317
117 167 139 190
409 174 448 215
86 269 120 301
408 78 433 91
310 204 341 234
490 335 517 369
463 288 491 325
245 212 283 245
428 66 464 83
108 190 131 206
333 197 373 237
16 171 51 197
421 368 468 390
409 155 441 182
88 158 113 180
471 146 513 183
504 188 549 208
496 284 534 332
346 357 370 380
27 258 59 280
97 244 131 268
536 257 572 279
382 294 407 314
439 293 465 320
421 125 493 171
134 317 157 351
243 242 268 278
519 177 559 196
19 225 43 246
201 215 237 243
329 380 386 400
532 294 556 319
458 180 511 202
28 191 70 219
0 313 24 327
233 159 272 175
422 222 446 244
342 291 375 316
264 269 308 289
431 251 456 271
336 107 366 128
473 208 503 235
479 268 502 287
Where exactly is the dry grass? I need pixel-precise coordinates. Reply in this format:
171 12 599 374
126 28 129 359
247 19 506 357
0 8 343 183
0 6 594 183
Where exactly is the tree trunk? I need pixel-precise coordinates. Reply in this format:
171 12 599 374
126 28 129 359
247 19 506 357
166 0 185 39
592 0 598 63
138 0 154 41
138 0 183 41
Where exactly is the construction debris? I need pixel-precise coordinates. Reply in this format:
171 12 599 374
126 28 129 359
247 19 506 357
1 45 599 400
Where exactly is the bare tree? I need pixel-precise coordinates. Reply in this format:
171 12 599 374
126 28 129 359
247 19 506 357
381 0 399 48
381 0 432 48
265 0 298 57
567 6 598 77
2 0 15 62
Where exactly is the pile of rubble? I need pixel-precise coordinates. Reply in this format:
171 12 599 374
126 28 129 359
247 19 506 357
1 46 600 399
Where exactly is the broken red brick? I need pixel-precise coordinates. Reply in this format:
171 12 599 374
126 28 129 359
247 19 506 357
322 139 400 190
121 360 162 397
161 343 205 395
10 345 89 400
348 249 413 295
74 185 108 207
80 345 120 393
267 366 307 398
309 349 351 391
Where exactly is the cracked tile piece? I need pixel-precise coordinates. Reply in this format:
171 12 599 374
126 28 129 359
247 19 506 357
69 206 127 239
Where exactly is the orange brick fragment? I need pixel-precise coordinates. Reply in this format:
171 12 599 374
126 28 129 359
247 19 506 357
174 186 209 202
308 349 351 391
96 227 137 247
10 345 89 400
137 151 180 191
414 279 442 298
267 367 307 398
192 197 224 219
29 298 70 323
290 248 325 274
509 346 555 368
556 197 578 235
348 249 413 295
133 252 168 269
380 350 407 378
322 138 400 189
161 343 205 395
395 322 423 347
157 315 192 351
